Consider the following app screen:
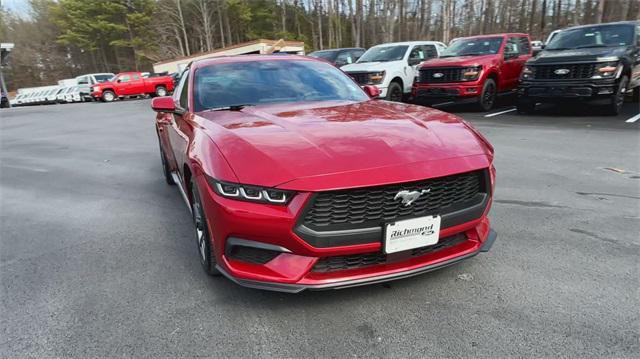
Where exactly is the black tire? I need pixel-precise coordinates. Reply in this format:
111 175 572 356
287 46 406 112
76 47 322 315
158 136 174 185
604 76 628 116
516 99 536 114
155 86 168 97
478 79 497 111
632 86 640 103
102 90 116 102
386 81 404 102
191 181 221 276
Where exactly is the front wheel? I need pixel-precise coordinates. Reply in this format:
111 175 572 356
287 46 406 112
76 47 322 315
102 90 116 102
478 79 497 111
386 82 403 102
604 76 628 116
191 181 221 276
155 86 167 97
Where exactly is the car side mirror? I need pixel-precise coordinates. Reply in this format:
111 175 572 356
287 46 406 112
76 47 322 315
116 79 122 83
363 85 381 99
504 52 519 60
151 96 177 113
541 44 546 49
408 58 421 66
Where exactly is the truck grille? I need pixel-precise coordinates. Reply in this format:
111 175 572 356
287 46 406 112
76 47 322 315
419 68 465 83
347 72 371 85
312 233 467 272
301 170 485 228
532 63 596 80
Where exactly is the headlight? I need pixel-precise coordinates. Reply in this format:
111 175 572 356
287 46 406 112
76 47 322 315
521 66 534 80
93 86 100 91
461 66 482 81
207 177 295 205
368 71 385 84
592 61 620 79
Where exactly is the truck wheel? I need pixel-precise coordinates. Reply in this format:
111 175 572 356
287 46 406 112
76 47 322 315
605 76 628 116
516 100 536 114
386 82 403 102
191 180 221 276
102 90 116 102
155 86 167 97
478 79 497 111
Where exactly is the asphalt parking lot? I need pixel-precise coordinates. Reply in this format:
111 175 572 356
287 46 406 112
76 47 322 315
1 99 639 358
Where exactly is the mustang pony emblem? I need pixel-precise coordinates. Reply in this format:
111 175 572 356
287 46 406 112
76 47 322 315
394 189 431 206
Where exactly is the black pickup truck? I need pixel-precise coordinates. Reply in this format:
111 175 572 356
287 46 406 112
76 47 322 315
517 21 640 115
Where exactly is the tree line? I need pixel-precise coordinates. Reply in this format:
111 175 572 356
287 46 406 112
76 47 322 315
1 0 638 91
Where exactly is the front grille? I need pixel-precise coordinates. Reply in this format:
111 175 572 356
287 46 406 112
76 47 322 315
227 246 280 264
312 234 467 272
419 68 465 83
347 72 370 85
532 63 596 80
302 170 484 229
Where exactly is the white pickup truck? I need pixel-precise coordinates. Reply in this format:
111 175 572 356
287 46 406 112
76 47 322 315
341 41 446 101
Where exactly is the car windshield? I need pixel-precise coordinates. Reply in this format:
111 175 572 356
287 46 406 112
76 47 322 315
546 24 634 50
308 50 339 61
357 45 408 63
193 59 369 112
94 74 113 83
440 37 503 57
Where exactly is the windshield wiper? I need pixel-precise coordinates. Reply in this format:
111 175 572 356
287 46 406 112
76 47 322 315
574 44 610 49
207 104 253 112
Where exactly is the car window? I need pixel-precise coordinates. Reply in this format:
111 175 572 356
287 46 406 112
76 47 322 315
518 37 530 54
440 37 503 57
352 50 365 61
546 24 635 49
505 37 520 55
193 60 368 112
177 71 189 109
120 75 131 83
335 51 355 65
410 45 437 61
94 74 112 83
308 50 338 62
132 74 140 81
357 45 409 63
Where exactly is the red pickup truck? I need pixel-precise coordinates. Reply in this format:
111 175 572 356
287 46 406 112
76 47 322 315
412 33 532 110
91 72 174 102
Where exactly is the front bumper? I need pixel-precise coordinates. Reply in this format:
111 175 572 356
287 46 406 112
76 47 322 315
518 78 618 104
196 166 496 293
412 82 482 104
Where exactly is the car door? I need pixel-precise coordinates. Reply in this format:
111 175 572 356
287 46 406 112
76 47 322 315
128 74 145 95
406 45 437 91
165 70 192 185
116 74 133 95
502 37 528 91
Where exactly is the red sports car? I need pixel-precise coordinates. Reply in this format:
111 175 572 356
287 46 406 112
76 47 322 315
152 55 497 292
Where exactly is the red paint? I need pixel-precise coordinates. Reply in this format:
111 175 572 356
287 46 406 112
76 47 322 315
91 71 174 100
155 55 496 290
413 33 532 101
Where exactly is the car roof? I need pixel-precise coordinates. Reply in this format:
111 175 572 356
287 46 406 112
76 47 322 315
310 48 365 53
458 33 529 40
192 54 320 69
561 20 638 31
370 41 444 47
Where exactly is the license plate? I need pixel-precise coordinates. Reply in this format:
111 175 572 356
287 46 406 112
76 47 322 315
384 215 441 254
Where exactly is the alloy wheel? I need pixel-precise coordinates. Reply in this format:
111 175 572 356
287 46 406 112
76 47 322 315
389 87 403 102
482 82 496 110
193 199 207 263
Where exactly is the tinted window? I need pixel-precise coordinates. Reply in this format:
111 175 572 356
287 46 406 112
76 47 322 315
357 46 409 63
518 38 530 54
335 51 355 65
308 50 339 62
410 45 437 61
119 75 131 83
505 37 520 55
193 60 368 112
94 74 112 83
440 37 504 57
546 24 635 49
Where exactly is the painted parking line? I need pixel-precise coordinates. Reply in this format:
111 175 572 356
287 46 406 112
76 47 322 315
484 107 516 118
625 113 640 123
431 101 454 107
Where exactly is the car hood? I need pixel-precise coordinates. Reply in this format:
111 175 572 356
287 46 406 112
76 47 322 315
421 54 498 67
341 61 400 72
530 46 628 64
197 101 491 191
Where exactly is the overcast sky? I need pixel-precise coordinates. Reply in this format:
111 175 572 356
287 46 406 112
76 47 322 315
2 0 30 17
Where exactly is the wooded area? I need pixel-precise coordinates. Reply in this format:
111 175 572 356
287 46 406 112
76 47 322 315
1 0 638 90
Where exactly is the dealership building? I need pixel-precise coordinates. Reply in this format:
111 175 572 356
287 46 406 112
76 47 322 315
152 39 305 74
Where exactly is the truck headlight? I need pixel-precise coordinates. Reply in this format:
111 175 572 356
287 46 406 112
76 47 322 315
207 177 295 205
521 66 534 80
593 62 621 79
93 86 100 91
461 66 482 81
368 71 385 84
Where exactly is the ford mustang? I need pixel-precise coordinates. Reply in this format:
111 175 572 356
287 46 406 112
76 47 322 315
152 55 497 292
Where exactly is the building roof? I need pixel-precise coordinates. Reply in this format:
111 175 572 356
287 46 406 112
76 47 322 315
153 39 305 66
